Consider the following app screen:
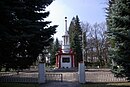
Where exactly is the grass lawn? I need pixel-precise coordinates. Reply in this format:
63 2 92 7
0 83 38 87
82 82 130 87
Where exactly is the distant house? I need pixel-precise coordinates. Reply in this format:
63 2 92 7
55 17 75 68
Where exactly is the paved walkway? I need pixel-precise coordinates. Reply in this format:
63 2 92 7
39 82 80 87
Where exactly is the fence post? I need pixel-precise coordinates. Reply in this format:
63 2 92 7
78 62 86 84
38 62 46 84
61 74 63 82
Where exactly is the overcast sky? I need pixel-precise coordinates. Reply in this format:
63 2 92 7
46 0 107 40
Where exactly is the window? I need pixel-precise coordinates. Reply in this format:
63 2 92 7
62 57 70 63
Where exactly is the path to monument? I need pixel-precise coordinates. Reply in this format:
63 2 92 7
39 82 80 87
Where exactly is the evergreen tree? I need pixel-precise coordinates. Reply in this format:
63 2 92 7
50 38 60 65
69 17 75 47
0 0 17 71
0 0 57 71
69 15 82 67
107 0 130 79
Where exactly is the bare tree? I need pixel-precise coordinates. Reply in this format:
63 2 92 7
92 22 108 67
81 22 108 68
98 22 108 67
81 22 91 63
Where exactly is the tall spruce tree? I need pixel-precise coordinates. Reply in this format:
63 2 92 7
0 0 18 71
0 0 57 71
69 15 82 67
50 38 60 65
107 0 130 79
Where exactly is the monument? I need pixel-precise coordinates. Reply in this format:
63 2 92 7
55 17 75 68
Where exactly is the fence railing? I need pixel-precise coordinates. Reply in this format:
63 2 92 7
0 76 38 83
0 72 63 83
0 70 128 83
86 71 127 82
0 72 38 83
46 73 63 82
